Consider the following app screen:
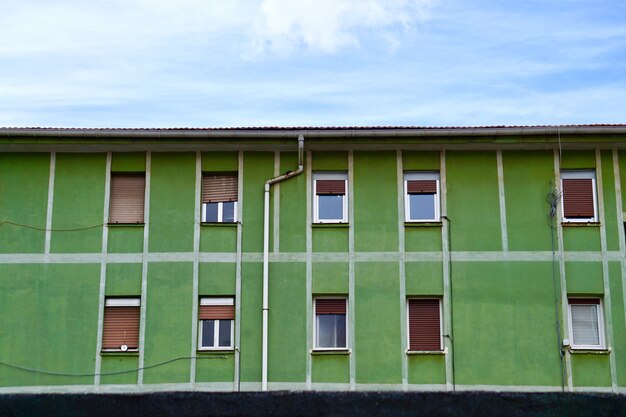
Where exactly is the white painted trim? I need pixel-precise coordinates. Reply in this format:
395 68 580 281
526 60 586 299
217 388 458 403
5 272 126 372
305 150 313 390
594 149 618 390
94 151 112 385
440 150 453 391
234 150 244 391
613 150 626 346
397 150 408 390
105 297 141 307
137 151 151 385
347 151 356 390
200 297 234 305
496 150 509 251
44 152 56 255
190 151 201 384
273 151 280 253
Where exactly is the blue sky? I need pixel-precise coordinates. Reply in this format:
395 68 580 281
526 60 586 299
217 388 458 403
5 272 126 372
1 0 625 127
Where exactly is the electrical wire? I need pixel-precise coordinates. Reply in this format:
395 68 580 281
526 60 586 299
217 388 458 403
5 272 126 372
0 221 105 232
0 355 228 378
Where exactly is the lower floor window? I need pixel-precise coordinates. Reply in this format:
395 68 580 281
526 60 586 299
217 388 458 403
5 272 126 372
568 298 605 349
315 298 347 349
202 201 237 223
102 297 140 352
408 298 442 351
199 297 234 350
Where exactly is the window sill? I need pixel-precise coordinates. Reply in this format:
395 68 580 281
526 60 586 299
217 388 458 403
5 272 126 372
197 349 235 355
312 223 349 228
310 348 351 355
107 223 145 227
200 222 239 227
562 222 600 227
567 347 611 354
100 351 139 356
406 348 447 355
404 222 442 227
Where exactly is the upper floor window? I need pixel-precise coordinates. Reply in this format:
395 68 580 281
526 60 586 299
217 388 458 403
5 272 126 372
314 297 347 349
568 298 605 350
313 172 348 224
202 174 238 223
198 297 235 350
109 173 145 224
102 297 140 352
404 172 440 222
561 170 597 223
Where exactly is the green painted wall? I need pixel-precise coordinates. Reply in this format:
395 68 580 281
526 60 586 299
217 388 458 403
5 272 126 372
446 152 502 251
313 262 349 294
279 152 306 253
239 262 263 383
106 263 142 296
51 153 106 253
0 153 49 253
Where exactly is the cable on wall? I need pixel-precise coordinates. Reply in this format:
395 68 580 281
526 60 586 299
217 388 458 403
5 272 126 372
0 221 106 232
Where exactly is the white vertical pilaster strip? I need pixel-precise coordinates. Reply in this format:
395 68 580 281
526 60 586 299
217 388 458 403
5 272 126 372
305 150 313 390
441 150 453 391
348 150 356 391
496 150 509 252
234 151 244 390
612 150 626 335
595 149 618 391
553 149 572 391
273 151 280 253
94 152 112 386
44 152 56 256
396 150 408 390
190 151 202 384
137 151 151 385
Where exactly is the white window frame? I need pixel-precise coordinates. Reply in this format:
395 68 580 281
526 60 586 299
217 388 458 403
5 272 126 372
313 172 348 224
202 201 238 223
567 298 606 350
406 298 443 352
313 297 348 351
198 297 234 351
561 170 598 223
404 172 441 222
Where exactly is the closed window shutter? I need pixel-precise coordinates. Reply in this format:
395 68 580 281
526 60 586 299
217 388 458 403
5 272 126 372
199 304 235 320
102 306 140 350
316 299 346 315
570 299 600 346
109 174 145 223
202 175 238 203
316 180 345 195
407 180 437 194
408 299 441 351
563 178 595 218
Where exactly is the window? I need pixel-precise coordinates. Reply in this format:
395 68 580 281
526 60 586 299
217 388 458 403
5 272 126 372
202 174 238 223
109 174 145 224
198 298 234 350
561 170 597 223
404 172 440 222
568 298 605 349
313 173 348 223
314 298 347 349
102 298 140 352
407 298 442 351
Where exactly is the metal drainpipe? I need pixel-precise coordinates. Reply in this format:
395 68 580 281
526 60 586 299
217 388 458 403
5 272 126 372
262 134 305 391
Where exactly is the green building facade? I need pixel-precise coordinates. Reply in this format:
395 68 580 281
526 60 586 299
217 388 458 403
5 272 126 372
1 125 626 393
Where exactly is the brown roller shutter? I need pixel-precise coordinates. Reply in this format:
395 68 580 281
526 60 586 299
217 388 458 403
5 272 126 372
199 304 235 320
407 180 437 194
109 174 145 224
316 299 346 315
408 299 441 351
202 175 238 203
568 298 600 305
563 178 595 218
102 306 140 350
316 180 345 195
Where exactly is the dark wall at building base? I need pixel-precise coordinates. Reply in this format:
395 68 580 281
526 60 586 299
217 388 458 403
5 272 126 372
1 392 625 417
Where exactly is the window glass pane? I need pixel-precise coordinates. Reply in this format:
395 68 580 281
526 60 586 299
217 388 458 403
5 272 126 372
204 203 219 222
201 320 215 347
222 202 236 223
409 194 435 220
218 320 232 347
318 195 344 220
571 305 600 346
317 314 346 348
